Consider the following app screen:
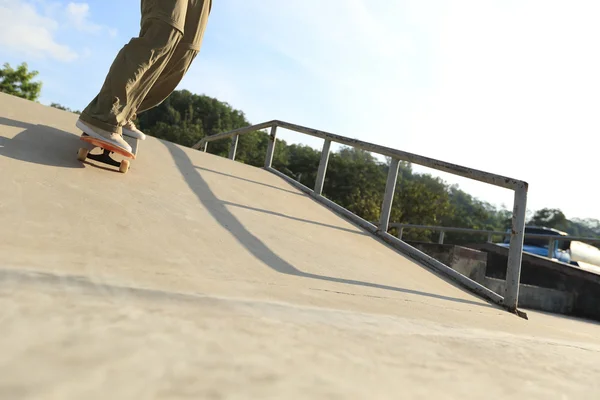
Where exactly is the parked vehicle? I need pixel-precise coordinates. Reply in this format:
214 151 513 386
569 240 600 271
497 226 571 263
497 226 600 271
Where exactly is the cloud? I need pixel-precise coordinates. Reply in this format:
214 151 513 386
0 0 78 61
0 1 117 62
66 2 117 37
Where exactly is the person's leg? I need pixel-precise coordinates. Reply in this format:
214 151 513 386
119 38 199 141
133 0 212 117
78 0 191 148
78 19 182 133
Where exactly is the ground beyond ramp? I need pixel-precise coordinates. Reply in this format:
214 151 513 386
1 93 599 398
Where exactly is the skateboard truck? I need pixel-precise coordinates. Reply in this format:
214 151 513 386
77 133 138 174
77 147 129 172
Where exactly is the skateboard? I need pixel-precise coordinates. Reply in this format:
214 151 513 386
77 133 139 174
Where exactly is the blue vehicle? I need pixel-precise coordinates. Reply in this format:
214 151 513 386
497 226 571 263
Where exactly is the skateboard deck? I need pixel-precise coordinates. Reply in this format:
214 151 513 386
77 133 139 174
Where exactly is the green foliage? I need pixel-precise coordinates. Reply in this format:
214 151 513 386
439 185 513 244
528 208 568 231
0 62 42 101
136 89 266 154
8 61 593 244
528 208 600 239
570 218 600 237
323 148 387 221
50 102 68 110
50 103 81 114
281 144 321 187
137 89 600 244
393 169 453 242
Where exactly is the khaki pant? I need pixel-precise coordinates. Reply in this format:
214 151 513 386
80 0 212 134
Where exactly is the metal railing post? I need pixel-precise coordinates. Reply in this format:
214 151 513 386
398 227 404 240
202 142 208 152
504 183 528 312
264 125 278 168
228 135 239 160
438 231 445 244
379 158 400 232
314 139 331 195
487 232 493 243
547 238 555 259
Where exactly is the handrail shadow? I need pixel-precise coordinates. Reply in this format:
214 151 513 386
163 141 494 309
195 165 304 196
222 201 369 237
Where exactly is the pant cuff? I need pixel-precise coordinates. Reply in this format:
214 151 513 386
79 113 121 134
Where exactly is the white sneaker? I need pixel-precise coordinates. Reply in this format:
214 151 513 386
122 120 146 140
76 119 133 153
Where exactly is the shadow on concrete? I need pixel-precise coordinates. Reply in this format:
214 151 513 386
164 141 493 309
0 117 83 169
195 165 304 196
222 201 369 237
526 309 600 326
0 268 265 309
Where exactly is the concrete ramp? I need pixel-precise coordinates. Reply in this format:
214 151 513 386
2 92 600 399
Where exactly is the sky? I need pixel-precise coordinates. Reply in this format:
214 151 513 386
1 0 599 220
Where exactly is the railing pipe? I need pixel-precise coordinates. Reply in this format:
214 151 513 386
379 159 400 232
193 120 526 190
228 135 239 160
190 119 541 315
504 183 528 312
264 125 277 168
548 238 556 259
314 139 331 195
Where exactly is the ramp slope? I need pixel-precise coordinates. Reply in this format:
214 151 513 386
1 93 599 399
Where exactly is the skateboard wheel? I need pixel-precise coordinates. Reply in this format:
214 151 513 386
119 159 130 174
77 148 89 162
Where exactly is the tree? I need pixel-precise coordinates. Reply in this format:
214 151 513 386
571 218 600 237
50 103 68 110
135 89 600 246
0 62 42 101
528 208 568 231
50 103 81 114
390 168 453 242
322 147 387 221
5 64 597 244
137 89 251 151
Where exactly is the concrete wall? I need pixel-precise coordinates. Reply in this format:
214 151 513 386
469 243 600 321
405 241 598 321
405 242 486 284
484 277 575 315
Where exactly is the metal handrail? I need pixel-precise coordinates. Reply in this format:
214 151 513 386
192 120 529 315
193 120 526 189
389 223 600 259
391 224 600 243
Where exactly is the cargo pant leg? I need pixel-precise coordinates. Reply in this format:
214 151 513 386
79 5 185 133
135 0 212 115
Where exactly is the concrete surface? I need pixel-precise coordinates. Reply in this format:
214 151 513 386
1 92 600 399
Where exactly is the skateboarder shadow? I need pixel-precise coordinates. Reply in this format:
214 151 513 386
0 116 84 169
